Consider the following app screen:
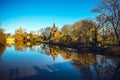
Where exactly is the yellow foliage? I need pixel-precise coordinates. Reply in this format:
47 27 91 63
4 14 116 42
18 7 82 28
50 26 63 42
15 34 23 41
6 37 15 45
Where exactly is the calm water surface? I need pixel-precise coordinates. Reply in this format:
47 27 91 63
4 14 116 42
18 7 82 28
0 43 120 80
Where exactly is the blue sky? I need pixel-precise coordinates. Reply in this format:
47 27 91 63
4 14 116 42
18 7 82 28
0 0 100 34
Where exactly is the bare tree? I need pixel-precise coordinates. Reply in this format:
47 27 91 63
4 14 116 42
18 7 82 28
92 0 120 46
40 27 51 41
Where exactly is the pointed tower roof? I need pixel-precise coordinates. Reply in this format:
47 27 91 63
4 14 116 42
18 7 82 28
53 23 56 28
18 26 23 34
19 26 22 29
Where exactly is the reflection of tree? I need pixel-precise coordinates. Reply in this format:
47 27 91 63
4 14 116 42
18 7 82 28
42 45 98 65
0 44 6 63
72 55 118 80
15 41 25 52
60 48 72 61
72 53 97 66
0 30 6 44
0 44 6 56
14 41 41 52
112 61 120 80
41 45 119 80
72 62 92 80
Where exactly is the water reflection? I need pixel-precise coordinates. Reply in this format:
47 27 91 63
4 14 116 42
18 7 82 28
41 45 120 80
0 43 6 63
0 41 120 80
14 41 41 52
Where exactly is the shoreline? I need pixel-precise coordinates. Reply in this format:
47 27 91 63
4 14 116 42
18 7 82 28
42 41 120 58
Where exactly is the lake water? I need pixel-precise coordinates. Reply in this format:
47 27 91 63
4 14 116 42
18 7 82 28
0 43 120 80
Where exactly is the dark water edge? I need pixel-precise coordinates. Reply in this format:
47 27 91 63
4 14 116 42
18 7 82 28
43 42 120 57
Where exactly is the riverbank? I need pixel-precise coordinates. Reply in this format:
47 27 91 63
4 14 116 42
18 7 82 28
42 41 120 57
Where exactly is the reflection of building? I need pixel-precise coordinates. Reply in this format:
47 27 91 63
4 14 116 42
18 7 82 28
49 46 60 61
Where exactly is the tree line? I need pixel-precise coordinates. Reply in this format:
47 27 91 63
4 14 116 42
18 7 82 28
0 0 119 48
41 0 120 48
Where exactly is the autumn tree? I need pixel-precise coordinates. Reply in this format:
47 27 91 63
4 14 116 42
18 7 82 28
61 25 72 44
14 27 24 41
62 24 72 35
81 20 99 46
0 22 6 44
59 35 72 45
70 19 99 46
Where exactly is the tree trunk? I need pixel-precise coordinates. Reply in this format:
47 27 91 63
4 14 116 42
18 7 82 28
118 41 120 47
93 28 98 47
114 29 120 47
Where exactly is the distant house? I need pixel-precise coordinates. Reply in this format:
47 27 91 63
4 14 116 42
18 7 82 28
6 36 15 45
50 23 63 43
15 27 42 42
